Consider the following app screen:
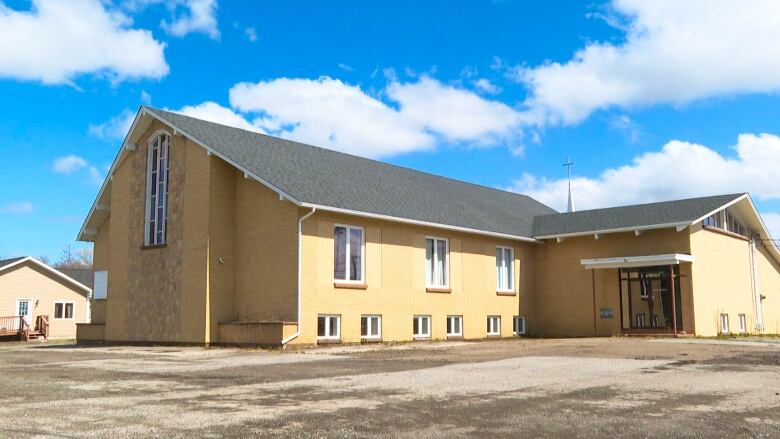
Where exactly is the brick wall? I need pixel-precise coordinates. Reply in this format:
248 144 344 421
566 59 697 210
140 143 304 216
76 323 105 342
217 322 297 347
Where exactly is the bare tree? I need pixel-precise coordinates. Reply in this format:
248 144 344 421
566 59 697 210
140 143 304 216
54 245 93 269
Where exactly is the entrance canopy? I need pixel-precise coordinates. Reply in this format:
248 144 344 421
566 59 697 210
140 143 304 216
580 254 695 270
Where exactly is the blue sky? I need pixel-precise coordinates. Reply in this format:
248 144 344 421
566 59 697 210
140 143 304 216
1 0 779 260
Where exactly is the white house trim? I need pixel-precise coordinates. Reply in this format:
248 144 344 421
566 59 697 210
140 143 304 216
536 221 690 241
580 254 695 270
691 194 749 225
0 257 92 294
300 203 539 243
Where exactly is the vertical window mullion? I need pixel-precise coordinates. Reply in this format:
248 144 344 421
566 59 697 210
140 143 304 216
345 228 351 281
433 242 439 286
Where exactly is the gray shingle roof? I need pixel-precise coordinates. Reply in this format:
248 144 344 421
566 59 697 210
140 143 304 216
0 257 25 270
58 268 94 289
532 193 745 237
146 107 557 238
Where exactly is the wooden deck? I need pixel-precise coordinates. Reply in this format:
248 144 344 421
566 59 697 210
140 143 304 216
0 315 49 341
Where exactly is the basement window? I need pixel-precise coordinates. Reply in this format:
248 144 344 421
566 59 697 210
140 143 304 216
513 316 526 336
446 315 463 337
53 302 74 320
333 225 364 283
413 315 431 339
720 314 730 335
738 314 747 334
487 316 501 336
317 315 340 341
144 132 170 246
361 315 381 340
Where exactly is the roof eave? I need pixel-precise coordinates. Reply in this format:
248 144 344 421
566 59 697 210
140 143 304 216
301 202 541 243
0 257 92 294
534 221 691 240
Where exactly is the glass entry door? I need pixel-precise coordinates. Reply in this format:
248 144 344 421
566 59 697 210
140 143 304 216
620 266 682 331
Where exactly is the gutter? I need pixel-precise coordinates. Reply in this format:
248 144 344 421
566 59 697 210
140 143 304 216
281 207 317 346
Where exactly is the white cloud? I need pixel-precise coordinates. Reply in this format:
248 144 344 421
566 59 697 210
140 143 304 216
229 76 525 158
608 114 640 143
510 133 780 218
173 101 263 133
53 155 104 185
87 165 104 185
0 0 168 85
473 78 500 95
337 63 354 72
53 155 88 174
161 0 219 39
88 109 135 140
245 26 257 42
387 77 522 146
517 0 780 126
0 202 33 215
763 213 780 241
140 90 152 104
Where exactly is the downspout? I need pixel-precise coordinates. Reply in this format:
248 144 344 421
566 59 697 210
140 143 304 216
281 207 316 346
750 235 764 332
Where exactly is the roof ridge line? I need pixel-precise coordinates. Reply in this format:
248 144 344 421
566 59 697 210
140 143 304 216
145 106 553 207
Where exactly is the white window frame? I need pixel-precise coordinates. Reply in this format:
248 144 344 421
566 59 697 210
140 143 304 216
496 246 515 292
425 236 450 289
93 270 108 300
513 316 526 336
720 313 730 334
487 315 501 336
15 298 32 319
144 130 171 246
333 224 365 284
53 301 75 320
317 314 341 341
446 315 463 337
413 315 431 339
738 314 747 334
361 315 382 340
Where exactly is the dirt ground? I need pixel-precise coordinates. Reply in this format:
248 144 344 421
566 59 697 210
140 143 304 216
1 337 779 438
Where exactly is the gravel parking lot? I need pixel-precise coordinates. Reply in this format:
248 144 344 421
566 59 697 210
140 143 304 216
1 337 779 438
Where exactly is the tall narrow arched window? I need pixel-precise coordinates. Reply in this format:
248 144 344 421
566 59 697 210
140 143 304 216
144 132 170 245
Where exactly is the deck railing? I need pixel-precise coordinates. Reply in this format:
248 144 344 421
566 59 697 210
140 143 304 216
0 315 47 341
35 315 49 340
0 315 29 338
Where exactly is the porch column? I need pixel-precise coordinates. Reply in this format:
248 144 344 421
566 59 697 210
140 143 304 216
669 264 677 335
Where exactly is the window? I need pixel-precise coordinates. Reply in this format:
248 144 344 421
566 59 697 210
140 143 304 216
93 271 108 300
738 314 747 334
425 237 449 288
513 316 526 335
334 225 364 283
413 315 431 338
361 315 381 340
720 313 730 334
703 213 721 228
54 302 74 320
703 209 749 238
635 313 646 328
487 316 501 336
446 315 463 337
16 299 31 318
496 246 514 292
317 315 340 340
144 132 171 246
